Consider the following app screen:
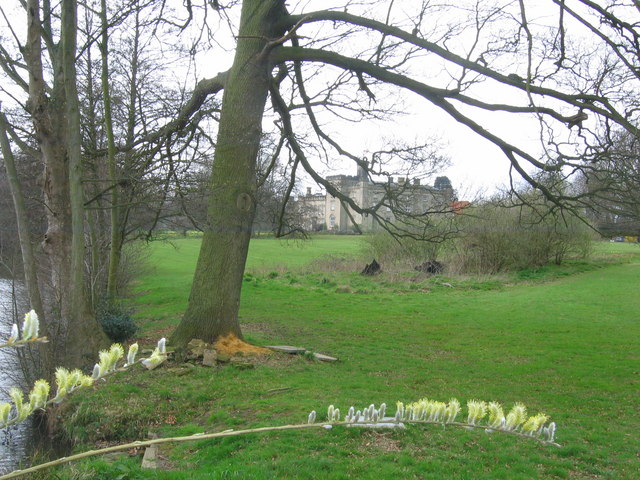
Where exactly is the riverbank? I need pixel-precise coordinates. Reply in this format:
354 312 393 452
0 278 34 475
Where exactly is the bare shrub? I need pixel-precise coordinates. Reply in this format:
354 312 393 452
362 230 449 269
453 203 594 274
116 243 152 297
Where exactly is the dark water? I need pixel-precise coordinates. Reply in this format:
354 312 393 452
0 278 34 475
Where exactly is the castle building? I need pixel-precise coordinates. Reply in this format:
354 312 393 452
298 166 454 232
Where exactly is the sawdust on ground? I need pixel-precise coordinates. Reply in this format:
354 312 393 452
214 333 272 356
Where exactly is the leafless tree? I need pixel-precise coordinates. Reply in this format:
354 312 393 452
0 0 218 370
167 1 640 347
3 0 640 352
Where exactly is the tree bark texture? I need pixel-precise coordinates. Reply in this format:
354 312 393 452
0 112 46 328
24 0 108 371
170 0 287 347
100 0 122 299
62 0 105 368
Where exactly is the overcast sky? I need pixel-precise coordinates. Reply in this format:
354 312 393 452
1 1 594 198
159 1 532 196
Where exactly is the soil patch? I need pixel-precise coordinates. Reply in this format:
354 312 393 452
359 431 402 453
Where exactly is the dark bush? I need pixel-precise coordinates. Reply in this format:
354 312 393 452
97 300 137 343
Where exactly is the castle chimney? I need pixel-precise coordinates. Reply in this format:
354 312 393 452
306 187 312 196
357 160 368 180
413 178 421 185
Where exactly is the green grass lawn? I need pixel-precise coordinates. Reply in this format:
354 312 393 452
129 235 364 327
56 237 640 479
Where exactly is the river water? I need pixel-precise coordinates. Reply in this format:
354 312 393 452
0 278 34 475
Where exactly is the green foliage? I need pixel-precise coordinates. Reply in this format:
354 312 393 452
96 300 138 343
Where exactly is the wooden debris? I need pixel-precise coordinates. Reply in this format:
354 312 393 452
141 433 159 469
214 333 271 356
312 352 338 362
265 345 307 354
216 353 231 363
265 387 294 395
186 339 211 360
265 345 338 362
361 259 381 276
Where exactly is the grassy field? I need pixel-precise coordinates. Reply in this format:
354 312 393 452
55 236 639 479
127 235 364 327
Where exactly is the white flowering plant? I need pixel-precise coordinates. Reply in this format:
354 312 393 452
0 310 167 430
0 396 560 480
307 398 558 446
0 311 560 480
0 310 48 348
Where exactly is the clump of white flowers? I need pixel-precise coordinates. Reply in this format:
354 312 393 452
342 403 386 423
394 398 461 424
0 369 93 427
92 344 125 380
141 338 167 370
308 397 558 446
1 310 48 348
464 399 555 441
52 367 94 402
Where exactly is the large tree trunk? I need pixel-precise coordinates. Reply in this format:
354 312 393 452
62 0 106 368
170 0 287 347
100 0 122 299
24 0 108 371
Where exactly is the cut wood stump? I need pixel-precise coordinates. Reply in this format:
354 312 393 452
202 349 218 367
141 433 159 469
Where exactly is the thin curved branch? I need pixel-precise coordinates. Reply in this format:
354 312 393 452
289 37 365 168
284 9 635 133
130 70 228 149
551 0 640 81
272 46 559 172
270 79 447 239
269 78 376 221
257 134 284 189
